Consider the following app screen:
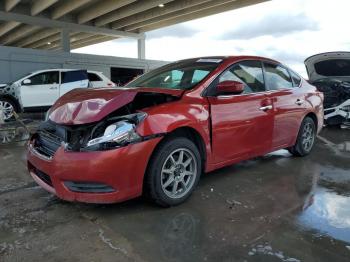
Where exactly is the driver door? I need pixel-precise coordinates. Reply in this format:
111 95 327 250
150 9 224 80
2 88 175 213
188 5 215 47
208 60 274 165
21 71 59 108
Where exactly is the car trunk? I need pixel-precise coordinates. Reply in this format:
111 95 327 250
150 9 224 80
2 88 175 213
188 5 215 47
305 52 350 109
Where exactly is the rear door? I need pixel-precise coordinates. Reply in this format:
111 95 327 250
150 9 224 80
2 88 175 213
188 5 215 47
263 62 306 149
21 71 59 108
60 70 89 96
208 60 274 164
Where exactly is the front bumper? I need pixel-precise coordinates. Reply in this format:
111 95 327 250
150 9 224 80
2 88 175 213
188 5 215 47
27 138 161 204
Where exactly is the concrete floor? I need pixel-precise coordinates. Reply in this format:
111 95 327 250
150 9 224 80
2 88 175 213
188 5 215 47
0 120 349 261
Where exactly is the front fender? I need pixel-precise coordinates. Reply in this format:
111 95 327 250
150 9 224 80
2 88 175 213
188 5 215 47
136 100 212 161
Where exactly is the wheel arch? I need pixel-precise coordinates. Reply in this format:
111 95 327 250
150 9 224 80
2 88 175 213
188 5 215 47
0 94 21 112
304 112 318 130
291 111 319 147
142 126 207 195
164 127 207 167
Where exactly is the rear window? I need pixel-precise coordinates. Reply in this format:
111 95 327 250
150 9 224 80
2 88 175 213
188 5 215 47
88 73 102 81
264 63 293 90
62 70 88 84
290 70 302 87
314 59 350 76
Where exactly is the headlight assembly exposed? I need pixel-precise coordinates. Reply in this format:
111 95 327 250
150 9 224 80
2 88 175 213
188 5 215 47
84 112 147 150
86 121 141 148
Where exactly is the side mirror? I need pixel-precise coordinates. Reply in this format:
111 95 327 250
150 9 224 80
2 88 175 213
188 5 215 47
22 79 31 85
216 80 244 95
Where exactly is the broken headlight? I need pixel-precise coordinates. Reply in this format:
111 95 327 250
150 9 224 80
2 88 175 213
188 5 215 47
84 113 146 150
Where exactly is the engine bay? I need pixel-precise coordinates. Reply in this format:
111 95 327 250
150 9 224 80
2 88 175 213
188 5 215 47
34 92 179 155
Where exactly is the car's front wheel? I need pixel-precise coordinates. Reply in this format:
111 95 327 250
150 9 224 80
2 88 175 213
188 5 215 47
145 137 202 207
0 98 17 121
288 116 316 156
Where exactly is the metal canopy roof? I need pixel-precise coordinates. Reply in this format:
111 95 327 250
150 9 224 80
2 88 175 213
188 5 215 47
0 0 268 54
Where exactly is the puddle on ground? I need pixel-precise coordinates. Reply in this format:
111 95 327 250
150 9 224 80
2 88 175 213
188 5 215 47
297 167 350 244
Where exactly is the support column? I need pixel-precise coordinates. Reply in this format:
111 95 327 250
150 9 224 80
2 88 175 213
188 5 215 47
60 28 70 52
137 36 145 60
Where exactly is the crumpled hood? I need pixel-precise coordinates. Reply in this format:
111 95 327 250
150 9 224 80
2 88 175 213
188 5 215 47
305 52 350 82
49 87 184 125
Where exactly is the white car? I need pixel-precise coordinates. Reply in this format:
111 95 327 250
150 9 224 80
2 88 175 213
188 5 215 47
0 69 115 120
305 52 350 126
87 71 115 88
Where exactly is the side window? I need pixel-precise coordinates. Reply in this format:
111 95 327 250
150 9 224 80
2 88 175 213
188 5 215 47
62 70 88 84
289 70 302 87
88 73 102 81
264 63 293 90
171 70 184 86
192 69 211 84
218 60 265 94
29 71 59 85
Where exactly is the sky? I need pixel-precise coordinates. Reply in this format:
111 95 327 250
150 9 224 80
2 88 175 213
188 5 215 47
74 0 350 78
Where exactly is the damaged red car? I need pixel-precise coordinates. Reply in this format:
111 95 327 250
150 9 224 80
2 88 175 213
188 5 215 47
27 56 324 206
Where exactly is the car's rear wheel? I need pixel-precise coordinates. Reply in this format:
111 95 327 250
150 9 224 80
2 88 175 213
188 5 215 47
0 98 17 121
145 137 202 207
288 117 316 157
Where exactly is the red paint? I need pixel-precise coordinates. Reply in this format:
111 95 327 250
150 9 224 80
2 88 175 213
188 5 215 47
207 93 274 165
49 87 184 125
27 56 324 204
216 80 245 94
27 138 161 203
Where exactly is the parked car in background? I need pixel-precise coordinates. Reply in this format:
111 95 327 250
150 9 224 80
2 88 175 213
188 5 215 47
0 69 115 120
305 52 350 126
87 71 115 88
27 56 323 206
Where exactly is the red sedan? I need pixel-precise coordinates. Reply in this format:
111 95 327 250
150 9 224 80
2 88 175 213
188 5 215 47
27 56 324 206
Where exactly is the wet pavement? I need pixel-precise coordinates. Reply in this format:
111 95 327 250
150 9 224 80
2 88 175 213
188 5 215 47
0 120 349 262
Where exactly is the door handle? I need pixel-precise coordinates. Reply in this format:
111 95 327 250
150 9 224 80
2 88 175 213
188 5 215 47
49 86 58 90
259 105 273 111
295 99 304 105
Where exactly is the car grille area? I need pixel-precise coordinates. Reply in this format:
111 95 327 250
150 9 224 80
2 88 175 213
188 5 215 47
33 121 67 158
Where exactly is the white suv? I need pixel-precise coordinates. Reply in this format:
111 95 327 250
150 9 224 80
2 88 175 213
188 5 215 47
87 71 115 88
0 69 115 120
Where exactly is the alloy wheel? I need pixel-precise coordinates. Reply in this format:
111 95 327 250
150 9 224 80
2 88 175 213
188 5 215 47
161 148 197 199
0 100 14 120
301 122 315 152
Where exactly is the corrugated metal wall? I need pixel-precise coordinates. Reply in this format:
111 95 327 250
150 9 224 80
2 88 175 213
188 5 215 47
0 46 166 84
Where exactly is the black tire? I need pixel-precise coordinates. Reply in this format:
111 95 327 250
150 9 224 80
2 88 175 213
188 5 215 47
145 136 202 207
288 117 316 157
0 97 18 121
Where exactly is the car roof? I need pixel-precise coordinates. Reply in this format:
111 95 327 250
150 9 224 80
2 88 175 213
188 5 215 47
174 55 280 64
29 69 102 74
225 55 279 63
